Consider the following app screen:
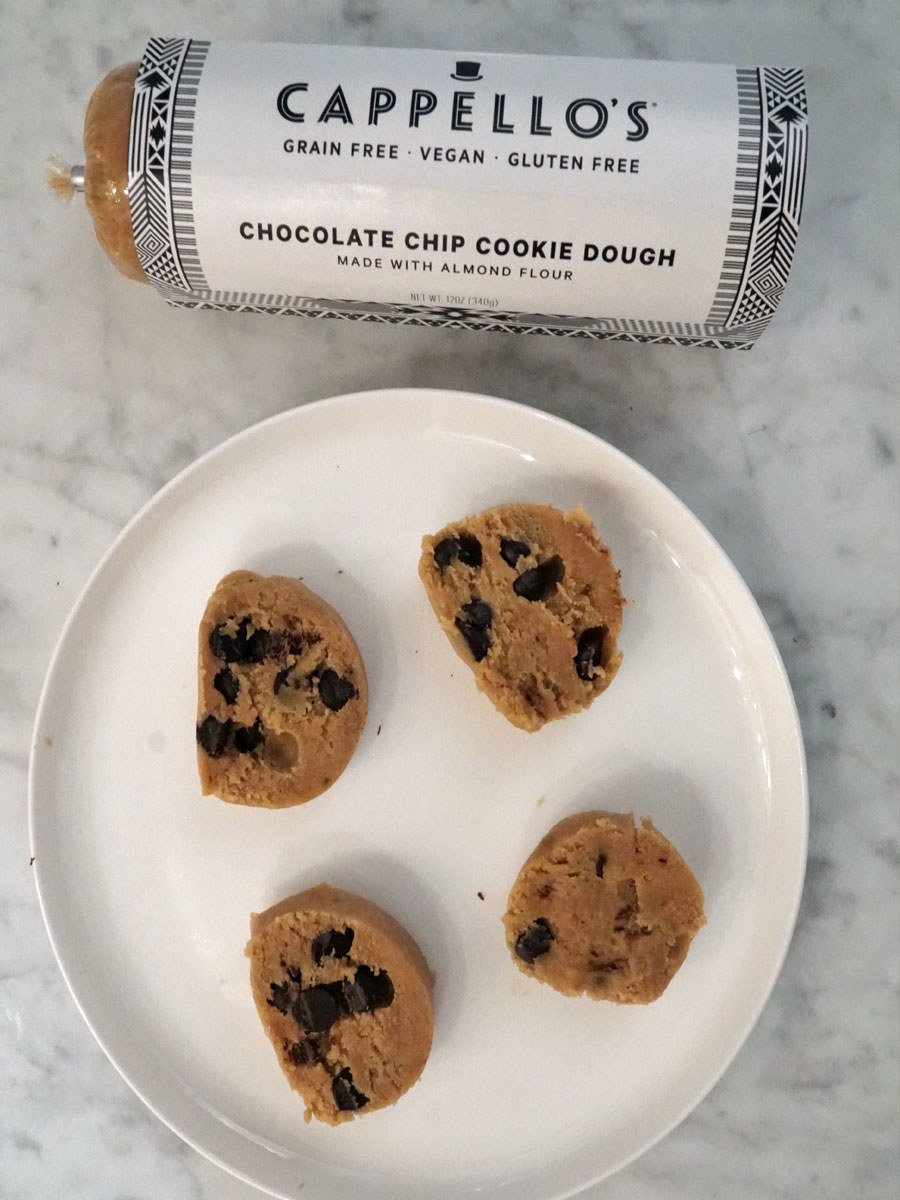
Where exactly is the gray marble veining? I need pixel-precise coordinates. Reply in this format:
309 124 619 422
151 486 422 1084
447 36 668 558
2 1 898 1197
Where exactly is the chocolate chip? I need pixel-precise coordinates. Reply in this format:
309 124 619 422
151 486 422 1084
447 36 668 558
339 977 370 1015
233 718 264 754
243 626 272 663
209 623 241 663
213 667 240 705
433 537 460 568
197 714 263 756
513 556 565 602
456 620 491 661
312 927 355 965
273 666 292 695
318 669 356 711
196 714 233 757
500 538 530 567
353 965 394 1010
575 626 608 681
457 533 483 567
268 968 303 1013
267 980 295 1014
433 533 483 569
514 918 554 964
323 980 349 1009
596 853 607 878
209 618 274 665
455 598 493 661
463 599 492 628
332 1068 369 1112
287 1038 320 1066
293 985 340 1033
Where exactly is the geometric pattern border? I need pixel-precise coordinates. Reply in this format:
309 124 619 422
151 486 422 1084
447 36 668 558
128 37 210 292
725 67 808 332
163 292 754 350
705 68 765 325
168 39 210 290
152 283 763 347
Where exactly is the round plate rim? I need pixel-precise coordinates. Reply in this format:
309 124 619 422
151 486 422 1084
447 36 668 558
28 387 808 1199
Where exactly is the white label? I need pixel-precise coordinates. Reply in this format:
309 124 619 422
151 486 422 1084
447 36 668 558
128 41 808 347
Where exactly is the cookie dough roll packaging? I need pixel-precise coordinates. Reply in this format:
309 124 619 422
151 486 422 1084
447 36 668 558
52 39 808 348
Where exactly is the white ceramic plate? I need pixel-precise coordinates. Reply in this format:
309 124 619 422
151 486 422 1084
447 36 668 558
30 389 807 1200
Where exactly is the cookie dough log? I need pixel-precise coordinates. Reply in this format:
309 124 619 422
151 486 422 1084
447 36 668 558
419 503 624 732
504 811 706 1004
246 884 434 1124
82 63 147 281
196 571 368 808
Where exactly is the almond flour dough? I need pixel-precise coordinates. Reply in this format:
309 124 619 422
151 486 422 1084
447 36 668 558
246 883 434 1124
83 63 146 281
196 571 367 807
503 811 706 1004
419 503 623 731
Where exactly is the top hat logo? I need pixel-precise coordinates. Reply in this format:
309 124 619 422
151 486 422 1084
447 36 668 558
451 60 483 82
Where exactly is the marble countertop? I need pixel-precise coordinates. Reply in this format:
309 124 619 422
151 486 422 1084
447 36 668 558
3 1 898 1197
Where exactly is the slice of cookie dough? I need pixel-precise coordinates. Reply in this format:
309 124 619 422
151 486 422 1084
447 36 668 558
246 883 434 1124
196 571 367 807
503 811 705 1004
418 503 623 732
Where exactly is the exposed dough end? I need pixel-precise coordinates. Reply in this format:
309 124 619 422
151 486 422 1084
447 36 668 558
83 62 147 282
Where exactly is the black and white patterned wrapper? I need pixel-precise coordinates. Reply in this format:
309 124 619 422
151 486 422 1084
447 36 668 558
128 38 808 349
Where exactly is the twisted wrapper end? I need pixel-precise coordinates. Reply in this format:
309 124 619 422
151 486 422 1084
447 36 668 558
44 153 85 203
